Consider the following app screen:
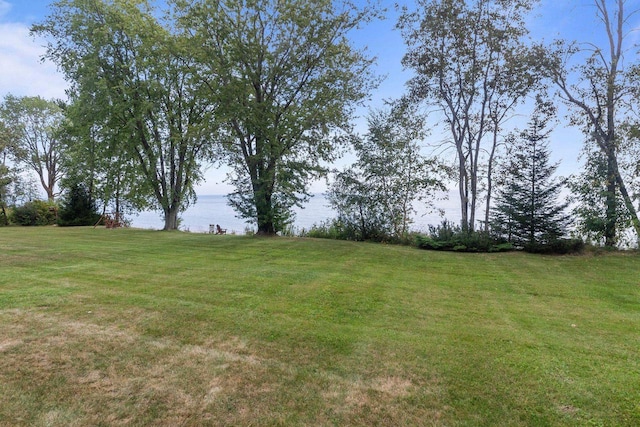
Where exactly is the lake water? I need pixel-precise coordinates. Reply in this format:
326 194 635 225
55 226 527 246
129 193 462 234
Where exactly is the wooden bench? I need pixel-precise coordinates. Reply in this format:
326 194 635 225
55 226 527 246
99 213 123 229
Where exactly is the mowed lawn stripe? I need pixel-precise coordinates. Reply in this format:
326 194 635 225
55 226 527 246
0 227 638 426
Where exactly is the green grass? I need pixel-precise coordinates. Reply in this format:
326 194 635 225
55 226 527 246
1 227 639 426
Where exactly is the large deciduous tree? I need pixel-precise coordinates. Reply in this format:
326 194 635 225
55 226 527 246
542 0 640 247
398 0 540 232
177 0 378 235
0 95 65 202
33 0 217 230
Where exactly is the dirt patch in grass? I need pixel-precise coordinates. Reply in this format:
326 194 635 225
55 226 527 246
0 308 268 425
0 308 446 426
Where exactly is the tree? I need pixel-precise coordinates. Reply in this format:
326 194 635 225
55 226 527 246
568 141 633 246
398 0 541 232
0 122 13 225
0 95 66 201
57 183 101 226
0 139 38 217
328 104 447 241
61 99 146 226
33 0 218 230
177 0 379 235
491 101 570 247
542 0 640 247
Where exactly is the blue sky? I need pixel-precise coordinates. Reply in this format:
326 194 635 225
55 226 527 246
0 0 635 194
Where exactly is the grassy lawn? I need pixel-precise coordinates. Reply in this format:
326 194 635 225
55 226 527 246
0 227 639 426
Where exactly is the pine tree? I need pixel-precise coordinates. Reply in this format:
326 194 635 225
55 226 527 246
491 102 570 247
57 183 100 227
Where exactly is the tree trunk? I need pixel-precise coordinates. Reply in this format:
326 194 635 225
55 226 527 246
484 127 500 231
0 203 8 226
604 152 618 247
457 145 469 232
163 206 179 230
613 158 640 245
254 184 276 236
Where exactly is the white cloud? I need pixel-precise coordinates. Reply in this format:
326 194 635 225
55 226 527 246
0 22 68 100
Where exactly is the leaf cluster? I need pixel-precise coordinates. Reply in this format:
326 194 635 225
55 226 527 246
328 103 449 241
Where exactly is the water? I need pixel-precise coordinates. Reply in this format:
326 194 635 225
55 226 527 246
129 193 462 234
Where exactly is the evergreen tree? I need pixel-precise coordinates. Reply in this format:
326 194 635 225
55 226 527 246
57 183 101 227
491 102 570 247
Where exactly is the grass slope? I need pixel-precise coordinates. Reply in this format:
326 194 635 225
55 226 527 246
0 227 639 426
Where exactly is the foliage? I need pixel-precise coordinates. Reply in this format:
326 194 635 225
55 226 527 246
0 95 66 202
415 220 513 252
523 238 585 255
176 0 379 234
0 124 13 225
398 0 542 231
57 183 101 227
9 200 58 226
491 100 571 247
302 218 374 242
328 104 448 242
541 0 640 246
568 141 634 247
59 104 142 226
300 219 345 240
33 0 218 230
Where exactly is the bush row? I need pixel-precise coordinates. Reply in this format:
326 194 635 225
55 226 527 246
6 200 58 226
300 219 414 245
415 221 584 254
302 219 585 255
2 197 102 227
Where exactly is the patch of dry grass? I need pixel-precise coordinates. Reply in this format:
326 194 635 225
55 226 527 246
0 307 439 426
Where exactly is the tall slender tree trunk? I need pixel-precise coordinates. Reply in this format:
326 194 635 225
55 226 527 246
604 152 618 247
484 127 500 231
613 158 640 244
457 145 469 232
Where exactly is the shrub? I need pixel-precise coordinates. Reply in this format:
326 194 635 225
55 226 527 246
301 219 349 240
524 238 585 255
9 200 58 226
57 184 101 226
302 218 416 244
415 220 514 252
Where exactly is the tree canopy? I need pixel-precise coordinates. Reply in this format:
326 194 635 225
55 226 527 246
0 95 66 202
542 0 640 246
176 0 379 234
398 0 541 232
329 103 447 241
33 0 218 230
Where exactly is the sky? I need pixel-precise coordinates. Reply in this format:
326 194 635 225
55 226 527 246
0 0 636 195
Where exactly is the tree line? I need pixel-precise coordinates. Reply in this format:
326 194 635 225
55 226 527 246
1 0 639 249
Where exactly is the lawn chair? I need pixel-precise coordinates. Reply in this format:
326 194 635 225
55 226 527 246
215 224 227 235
